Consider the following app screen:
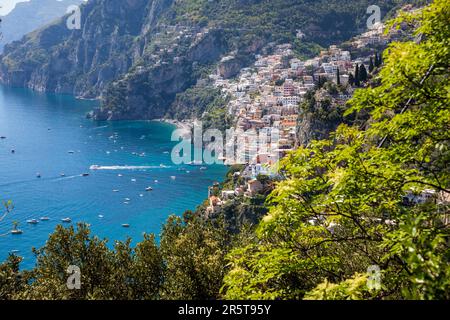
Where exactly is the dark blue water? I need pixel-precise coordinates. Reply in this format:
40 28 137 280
0 86 227 268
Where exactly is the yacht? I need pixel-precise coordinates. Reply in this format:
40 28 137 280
40 217 50 221
188 160 203 166
122 224 130 228
11 229 23 235
27 219 39 224
61 218 72 223
145 187 153 191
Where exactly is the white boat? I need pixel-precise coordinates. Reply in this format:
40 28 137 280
124 198 131 201
68 150 75 154
170 176 176 180
131 178 137 182
40 217 50 221
98 215 104 218
188 160 203 166
90 165 100 170
122 224 130 228
113 189 119 192
27 219 39 224
36 173 41 178
154 180 159 183
200 167 207 171
61 218 72 223
11 229 23 235
60 173 66 177
145 187 153 191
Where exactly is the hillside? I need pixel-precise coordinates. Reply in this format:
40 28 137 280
0 0 85 52
0 0 407 120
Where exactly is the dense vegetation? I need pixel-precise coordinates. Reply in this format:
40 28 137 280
1 0 449 300
222 0 450 299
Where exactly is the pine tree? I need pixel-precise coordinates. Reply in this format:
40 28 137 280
336 68 341 85
354 64 360 86
348 73 355 86
369 57 375 72
358 64 368 82
374 52 380 67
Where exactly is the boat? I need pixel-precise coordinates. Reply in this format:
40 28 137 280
11 149 15 153
170 176 176 180
0 136 6 139
122 224 130 228
36 173 41 178
124 198 131 201
27 219 39 224
68 150 75 154
154 180 159 183
98 215 104 218
81 173 90 177
139 194 144 197
90 165 101 170
40 217 50 221
188 160 203 166
11 229 23 235
60 173 66 177
124 201 130 205
131 178 137 182
145 187 153 191
113 189 119 192
118 174 123 177
61 218 72 223
200 167 207 171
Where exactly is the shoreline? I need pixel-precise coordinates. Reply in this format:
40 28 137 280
155 118 193 139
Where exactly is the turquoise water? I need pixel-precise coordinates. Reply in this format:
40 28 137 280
0 86 227 268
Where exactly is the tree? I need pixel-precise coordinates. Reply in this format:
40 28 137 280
358 64 368 82
354 64 360 86
222 0 450 300
19 223 164 300
160 216 231 300
374 52 380 67
336 68 341 85
369 57 375 73
348 73 355 86
0 255 25 300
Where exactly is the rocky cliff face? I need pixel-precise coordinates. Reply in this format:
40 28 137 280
0 0 406 120
0 0 84 53
0 0 169 98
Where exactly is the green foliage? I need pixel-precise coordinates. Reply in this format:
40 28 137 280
160 215 231 299
222 0 450 300
0 255 25 300
304 273 378 300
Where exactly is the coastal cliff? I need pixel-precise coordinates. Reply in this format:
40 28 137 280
0 0 406 120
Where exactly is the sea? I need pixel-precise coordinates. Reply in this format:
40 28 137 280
0 85 228 269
